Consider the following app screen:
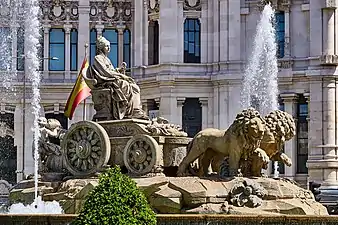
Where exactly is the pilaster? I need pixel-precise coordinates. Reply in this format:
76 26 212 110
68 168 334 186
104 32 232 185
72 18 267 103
280 93 298 179
78 0 90 71
219 0 228 62
14 105 23 182
159 0 179 63
177 0 184 63
143 0 149 66
177 97 186 126
133 0 143 66
117 27 125 66
199 97 208 130
200 0 208 63
228 0 241 61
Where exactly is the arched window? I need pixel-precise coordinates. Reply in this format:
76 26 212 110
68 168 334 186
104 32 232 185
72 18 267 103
297 95 308 174
184 18 200 63
70 29 78 71
275 12 285 58
17 27 25 71
90 28 97 65
49 28 65 71
123 29 131 68
148 20 159 65
103 29 118 67
0 27 11 71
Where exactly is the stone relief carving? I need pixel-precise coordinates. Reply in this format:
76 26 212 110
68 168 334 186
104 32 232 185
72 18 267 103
39 0 79 22
229 179 267 208
184 0 201 11
146 117 188 137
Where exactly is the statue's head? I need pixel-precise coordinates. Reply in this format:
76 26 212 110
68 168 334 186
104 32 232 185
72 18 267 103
46 119 62 130
38 117 47 127
96 36 110 55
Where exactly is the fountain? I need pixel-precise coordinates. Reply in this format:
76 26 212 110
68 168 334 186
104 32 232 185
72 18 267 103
240 3 280 177
0 0 62 214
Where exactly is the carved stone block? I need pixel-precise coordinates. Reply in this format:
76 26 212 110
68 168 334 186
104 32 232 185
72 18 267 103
320 55 338 65
91 88 114 121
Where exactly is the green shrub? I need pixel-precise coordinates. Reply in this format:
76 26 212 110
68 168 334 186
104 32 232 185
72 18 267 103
71 166 156 225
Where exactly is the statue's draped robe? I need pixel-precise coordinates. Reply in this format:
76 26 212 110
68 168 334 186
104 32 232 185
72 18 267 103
88 54 141 120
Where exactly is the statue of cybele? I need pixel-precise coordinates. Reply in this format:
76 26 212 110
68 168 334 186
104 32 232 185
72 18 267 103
84 36 148 120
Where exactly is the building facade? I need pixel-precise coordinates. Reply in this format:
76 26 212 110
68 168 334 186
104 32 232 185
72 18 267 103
0 0 337 188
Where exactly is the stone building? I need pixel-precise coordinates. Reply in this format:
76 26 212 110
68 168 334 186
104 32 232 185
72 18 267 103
0 0 336 188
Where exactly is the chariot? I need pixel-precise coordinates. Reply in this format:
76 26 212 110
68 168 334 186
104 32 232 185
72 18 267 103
61 119 191 177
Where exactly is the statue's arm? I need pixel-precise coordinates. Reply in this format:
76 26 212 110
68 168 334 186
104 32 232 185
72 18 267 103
44 128 59 138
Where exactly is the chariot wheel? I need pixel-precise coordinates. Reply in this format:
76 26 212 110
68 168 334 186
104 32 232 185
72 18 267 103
61 121 111 176
123 135 159 176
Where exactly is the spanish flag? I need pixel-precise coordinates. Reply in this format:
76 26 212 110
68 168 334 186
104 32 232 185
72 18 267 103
64 58 91 120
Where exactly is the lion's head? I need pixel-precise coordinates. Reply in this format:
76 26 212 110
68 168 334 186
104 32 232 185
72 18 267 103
264 110 296 144
230 108 266 153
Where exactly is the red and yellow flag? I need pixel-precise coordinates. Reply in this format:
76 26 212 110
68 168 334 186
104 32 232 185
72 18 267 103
64 58 91 120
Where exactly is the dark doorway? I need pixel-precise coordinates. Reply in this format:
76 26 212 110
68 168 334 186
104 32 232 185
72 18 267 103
182 98 202 137
0 113 17 185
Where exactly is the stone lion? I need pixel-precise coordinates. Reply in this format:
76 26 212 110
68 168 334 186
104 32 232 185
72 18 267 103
249 110 296 176
177 108 268 177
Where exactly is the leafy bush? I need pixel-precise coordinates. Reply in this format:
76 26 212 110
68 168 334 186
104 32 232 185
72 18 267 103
71 166 156 225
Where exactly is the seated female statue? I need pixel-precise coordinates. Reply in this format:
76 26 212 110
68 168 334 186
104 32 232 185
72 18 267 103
86 36 148 120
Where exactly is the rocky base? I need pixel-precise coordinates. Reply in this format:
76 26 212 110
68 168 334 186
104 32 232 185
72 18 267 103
9 177 327 215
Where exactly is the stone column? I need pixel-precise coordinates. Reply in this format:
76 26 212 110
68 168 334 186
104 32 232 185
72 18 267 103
78 0 90 71
228 0 241 61
159 86 177 124
322 6 336 56
177 97 186 126
159 0 178 63
219 0 228 62
177 0 184 63
64 25 72 80
199 97 208 130
280 93 298 179
117 27 125 66
43 25 50 79
14 105 23 182
307 77 338 187
143 0 149 66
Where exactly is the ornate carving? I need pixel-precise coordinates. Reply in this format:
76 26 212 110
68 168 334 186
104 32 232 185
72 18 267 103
101 1 132 24
39 1 79 22
123 135 159 176
148 0 159 13
99 123 143 137
146 117 188 137
278 59 293 69
61 121 111 176
184 0 201 11
35 117 67 174
229 179 267 208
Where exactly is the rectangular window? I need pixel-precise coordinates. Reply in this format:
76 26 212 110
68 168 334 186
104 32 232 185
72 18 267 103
275 12 285 58
17 27 25 71
103 29 118 67
184 18 201 63
297 95 308 174
38 29 44 71
0 27 12 71
70 29 78 71
148 20 159 65
90 29 97 65
123 29 131 68
49 28 65 71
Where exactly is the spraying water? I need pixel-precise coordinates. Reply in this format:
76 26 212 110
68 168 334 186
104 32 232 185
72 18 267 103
24 0 42 205
0 0 63 213
240 4 280 177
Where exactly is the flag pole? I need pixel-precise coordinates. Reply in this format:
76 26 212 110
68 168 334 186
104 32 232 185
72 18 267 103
83 43 89 121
